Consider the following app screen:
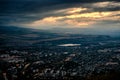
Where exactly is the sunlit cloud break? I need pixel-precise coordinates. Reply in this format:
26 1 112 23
1 0 120 30
25 6 120 29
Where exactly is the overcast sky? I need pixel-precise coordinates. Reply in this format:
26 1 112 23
0 0 120 31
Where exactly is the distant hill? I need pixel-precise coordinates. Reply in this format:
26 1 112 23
0 26 65 48
0 26 63 38
48 28 120 37
0 26 113 49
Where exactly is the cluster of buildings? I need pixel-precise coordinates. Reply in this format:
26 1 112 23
0 37 120 80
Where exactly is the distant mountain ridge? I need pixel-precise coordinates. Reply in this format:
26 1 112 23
0 26 65 47
0 26 116 49
48 28 120 37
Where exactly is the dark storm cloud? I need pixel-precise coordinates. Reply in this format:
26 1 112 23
0 0 120 26
1 0 120 14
